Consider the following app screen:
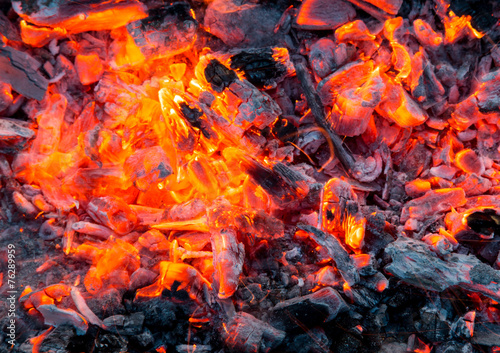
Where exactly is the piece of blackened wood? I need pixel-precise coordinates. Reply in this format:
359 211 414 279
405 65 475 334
223 312 286 353
126 2 197 60
0 117 35 152
472 322 500 346
385 237 500 301
179 102 214 139
270 287 348 331
292 55 356 175
466 209 500 237
299 225 360 286
362 213 395 255
241 157 309 206
204 59 237 93
0 45 48 100
12 0 147 33
230 48 287 89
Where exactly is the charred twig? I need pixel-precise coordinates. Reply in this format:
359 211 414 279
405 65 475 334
291 55 356 176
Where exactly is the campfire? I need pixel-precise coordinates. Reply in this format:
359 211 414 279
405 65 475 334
1 0 500 351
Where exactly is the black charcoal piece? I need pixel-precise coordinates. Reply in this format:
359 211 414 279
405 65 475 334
230 48 287 89
472 322 500 346
270 287 348 331
271 115 298 143
241 157 309 205
103 312 144 335
466 209 500 237
223 312 286 353
129 327 154 350
385 237 500 301
179 102 212 139
204 59 237 93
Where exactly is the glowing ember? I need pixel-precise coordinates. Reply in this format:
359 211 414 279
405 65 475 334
3 0 500 351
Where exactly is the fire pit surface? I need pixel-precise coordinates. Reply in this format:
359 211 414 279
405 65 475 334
1 0 500 352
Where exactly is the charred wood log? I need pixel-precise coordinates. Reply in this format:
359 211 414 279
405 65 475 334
385 237 500 301
0 44 48 100
12 0 147 34
208 199 245 299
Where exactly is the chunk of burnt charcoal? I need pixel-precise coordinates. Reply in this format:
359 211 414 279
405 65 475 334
204 59 237 93
126 2 197 60
129 327 154 350
179 102 212 139
271 115 298 143
270 287 348 331
230 48 287 89
103 312 145 336
435 341 474 353
466 209 500 237
472 322 500 346
133 297 176 328
286 327 330 353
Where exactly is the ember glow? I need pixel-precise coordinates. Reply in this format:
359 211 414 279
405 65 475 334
2 0 500 351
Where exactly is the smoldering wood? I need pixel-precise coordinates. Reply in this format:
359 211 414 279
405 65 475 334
223 312 286 353
299 225 360 286
126 2 197 60
238 154 309 206
0 45 48 100
204 0 283 48
102 312 145 336
385 237 500 301
12 0 147 33
294 0 356 30
270 287 348 331
229 48 288 89
2 0 500 351
344 0 401 21
291 55 356 175
0 117 35 152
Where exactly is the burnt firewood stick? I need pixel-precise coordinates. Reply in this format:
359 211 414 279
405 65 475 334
291 55 356 175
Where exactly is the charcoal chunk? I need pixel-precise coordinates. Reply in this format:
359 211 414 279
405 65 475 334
126 2 197 60
472 322 500 346
230 48 287 89
270 287 348 331
385 237 500 301
204 59 237 93
223 312 285 353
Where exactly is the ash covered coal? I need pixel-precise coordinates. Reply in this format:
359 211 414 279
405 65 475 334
1 0 500 352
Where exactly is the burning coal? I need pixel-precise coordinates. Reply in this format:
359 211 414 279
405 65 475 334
0 0 500 352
